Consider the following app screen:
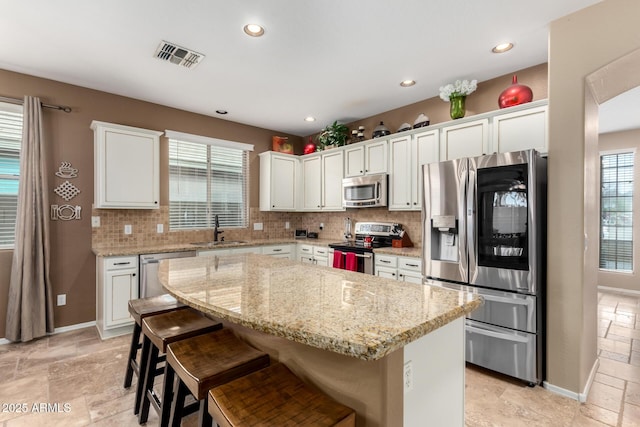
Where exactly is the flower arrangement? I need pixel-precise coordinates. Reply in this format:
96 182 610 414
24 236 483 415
439 79 478 102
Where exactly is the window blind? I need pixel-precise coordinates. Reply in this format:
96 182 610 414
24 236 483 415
168 133 251 230
600 151 634 271
0 102 22 248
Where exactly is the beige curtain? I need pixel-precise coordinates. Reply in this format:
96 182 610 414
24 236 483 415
5 96 54 342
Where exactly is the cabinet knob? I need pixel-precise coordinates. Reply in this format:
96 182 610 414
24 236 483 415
132 273 136 277
406 202 410 205
154 201 158 204
360 170 363 173
272 205 275 208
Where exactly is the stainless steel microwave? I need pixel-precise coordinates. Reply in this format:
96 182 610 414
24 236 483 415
342 174 388 208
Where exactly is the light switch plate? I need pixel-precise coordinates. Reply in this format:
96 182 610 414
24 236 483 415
124 224 132 235
57 294 66 306
253 222 263 231
91 216 100 228
157 224 164 233
285 221 290 229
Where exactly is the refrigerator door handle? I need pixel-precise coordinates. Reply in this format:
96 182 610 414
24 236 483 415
459 161 469 281
467 160 477 283
466 323 529 344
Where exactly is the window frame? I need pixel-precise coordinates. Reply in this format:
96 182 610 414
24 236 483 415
0 101 23 249
166 130 253 231
599 149 635 272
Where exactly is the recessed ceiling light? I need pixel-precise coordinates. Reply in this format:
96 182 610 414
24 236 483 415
400 80 416 87
243 24 265 37
304 116 316 122
492 42 514 53
216 110 228 115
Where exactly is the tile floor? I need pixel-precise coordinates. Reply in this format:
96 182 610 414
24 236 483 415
0 290 638 426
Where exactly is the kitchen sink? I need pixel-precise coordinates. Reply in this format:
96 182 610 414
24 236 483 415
190 240 248 247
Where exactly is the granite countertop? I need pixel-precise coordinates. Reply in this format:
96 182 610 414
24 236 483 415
158 253 481 361
92 238 422 258
91 238 337 257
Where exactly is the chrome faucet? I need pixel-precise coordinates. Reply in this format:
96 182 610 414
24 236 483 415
213 214 224 242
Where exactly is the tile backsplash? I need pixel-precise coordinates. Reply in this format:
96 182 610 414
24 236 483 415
91 206 422 248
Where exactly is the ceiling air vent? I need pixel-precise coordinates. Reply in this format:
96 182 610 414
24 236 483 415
154 41 204 69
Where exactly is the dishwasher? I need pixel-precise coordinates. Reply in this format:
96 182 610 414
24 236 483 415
139 251 196 298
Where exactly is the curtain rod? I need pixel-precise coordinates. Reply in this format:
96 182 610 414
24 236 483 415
0 95 72 113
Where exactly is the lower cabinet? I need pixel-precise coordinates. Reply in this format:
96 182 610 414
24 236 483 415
298 244 330 266
96 256 138 339
375 254 423 284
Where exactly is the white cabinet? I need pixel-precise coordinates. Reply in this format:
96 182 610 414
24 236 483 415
375 254 398 279
297 244 330 266
259 152 299 211
96 255 138 339
397 257 423 284
374 254 422 283
389 129 439 211
262 244 294 259
440 118 489 160
492 104 548 154
91 121 162 209
344 139 388 177
301 150 345 211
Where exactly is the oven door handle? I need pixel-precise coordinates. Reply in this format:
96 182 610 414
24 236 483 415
356 253 372 259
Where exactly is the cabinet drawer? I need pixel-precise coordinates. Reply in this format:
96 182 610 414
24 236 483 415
398 257 422 272
262 245 291 255
313 246 329 257
104 256 138 270
375 254 397 268
299 244 313 254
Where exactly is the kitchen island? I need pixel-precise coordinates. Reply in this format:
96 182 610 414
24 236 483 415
158 253 481 426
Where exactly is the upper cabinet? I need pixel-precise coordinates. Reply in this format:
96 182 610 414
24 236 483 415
91 121 162 209
344 139 388 177
492 104 548 154
389 129 439 211
301 150 345 211
259 151 299 211
441 118 489 161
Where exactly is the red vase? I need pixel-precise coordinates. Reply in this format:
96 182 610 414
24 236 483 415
498 75 533 109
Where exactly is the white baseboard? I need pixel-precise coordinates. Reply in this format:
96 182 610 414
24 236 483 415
0 320 97 345
543 358 600 403
598 285 640 296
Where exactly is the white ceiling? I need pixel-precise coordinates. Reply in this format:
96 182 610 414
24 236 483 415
0 0 605 136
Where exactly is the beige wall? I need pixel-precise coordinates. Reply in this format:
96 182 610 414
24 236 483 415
598 129 640 292
1 64 548 339
547 0 640 395
0 69 301 338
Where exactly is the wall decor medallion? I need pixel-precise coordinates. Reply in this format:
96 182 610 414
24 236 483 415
50 204 81 221
55 161 79 178
54 180 81 201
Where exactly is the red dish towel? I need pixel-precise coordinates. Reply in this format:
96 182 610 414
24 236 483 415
333 250 344 269
345 252 358 272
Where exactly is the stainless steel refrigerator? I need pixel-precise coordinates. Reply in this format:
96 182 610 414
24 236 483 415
422 149 546 385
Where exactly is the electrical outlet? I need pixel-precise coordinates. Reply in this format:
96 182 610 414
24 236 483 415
157 224 164 233
404 361 413 392
319 222 324 230
124 224 132 235
253 222 263 231
285 221 290 229
91 216 100 228
57 294 66 306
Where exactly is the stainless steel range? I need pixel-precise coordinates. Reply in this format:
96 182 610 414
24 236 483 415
329 222 401 274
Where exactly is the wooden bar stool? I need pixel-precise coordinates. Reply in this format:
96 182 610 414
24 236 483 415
166 328 270 427
137 308 222 426
124 294 187 391
208 363 356 427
